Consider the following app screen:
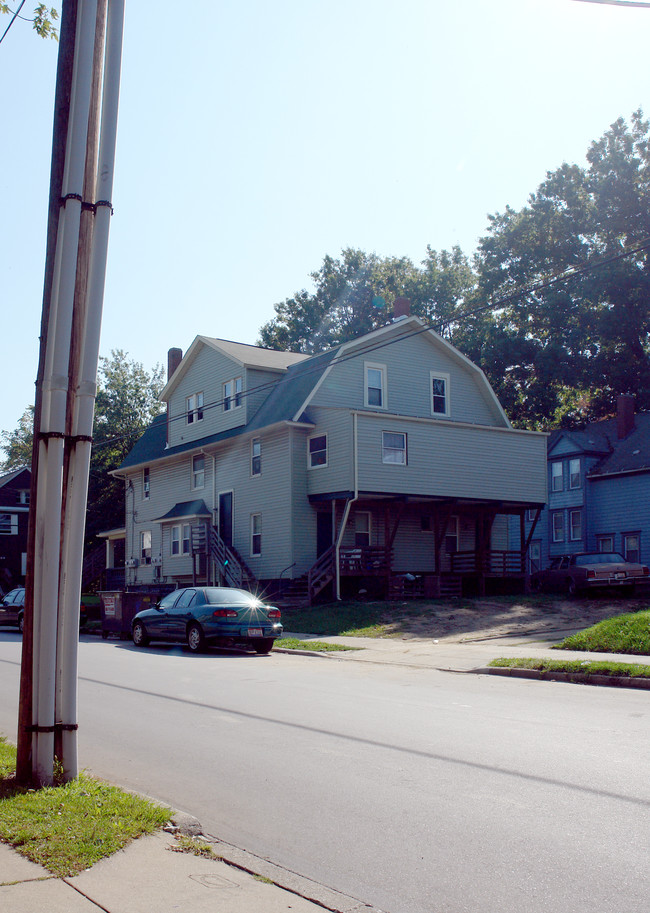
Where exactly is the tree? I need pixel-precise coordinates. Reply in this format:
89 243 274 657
470 110 650 428
0 4 58 42
258 246 477 353
0 350 164 544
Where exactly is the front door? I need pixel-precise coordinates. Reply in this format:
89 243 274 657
218 492 233 548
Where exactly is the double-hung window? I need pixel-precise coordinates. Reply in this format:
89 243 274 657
624 533 640 563
143 467 150 499
569 458 581 490
250 513 262 556
552 511 564 543
171 523 190 556
140 530 152 564
430 372 450 416
0 513 18 535
365 363 386 408
382 431 407 465
354 512 371 547
223 377 243 411
186 392 204 424
308 433 327 469
570 509 582 542
251 438 261 476
192 454 205 489
597 535 614 553
551 462 563 492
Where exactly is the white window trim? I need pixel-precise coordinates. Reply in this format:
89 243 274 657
170 523 191 557
623 533 640 562
552 511 564 543
364 362 387 410
251 438 261 477
382 430 407 465
569 509 582 542
0 513 18 535
143 467 150 500
250 513 262 557
569 458 581 490
430 371 451 417
355 511 372 547
186 392 204 425
140 529 152 564
445 515 459 554
223 376 243 412
307 432 328 470
191 454 205 490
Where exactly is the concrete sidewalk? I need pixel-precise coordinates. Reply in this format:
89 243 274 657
0 828 379 913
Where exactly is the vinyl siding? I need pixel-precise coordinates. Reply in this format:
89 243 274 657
310 326 505 426
355 413 547 503
166 345 247 448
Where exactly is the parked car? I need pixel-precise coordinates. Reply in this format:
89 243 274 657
531 552 649 596
0 587 25 632
131 586 283 654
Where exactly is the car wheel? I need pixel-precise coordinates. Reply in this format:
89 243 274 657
132 621 149 647
187 623 206 653
18 613 24 634
253 638 274 655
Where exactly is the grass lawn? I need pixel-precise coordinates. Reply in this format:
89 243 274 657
280 598 479 638
553 609 650 655
489 657 650 678
277 637 360 652
0 737 169 876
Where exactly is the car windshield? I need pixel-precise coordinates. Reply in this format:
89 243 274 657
575 553 626 566
204 588 260 605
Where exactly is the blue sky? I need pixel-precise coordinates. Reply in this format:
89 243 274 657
1 0 649 437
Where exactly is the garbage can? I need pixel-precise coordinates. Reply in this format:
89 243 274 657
100 586 176 640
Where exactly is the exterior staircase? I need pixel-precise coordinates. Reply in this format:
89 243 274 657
208 526 257 591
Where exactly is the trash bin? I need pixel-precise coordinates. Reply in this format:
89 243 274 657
100 586 177 640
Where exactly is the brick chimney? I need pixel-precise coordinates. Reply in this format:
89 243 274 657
393 297 411 320
167 347 183 382
617 394 635 440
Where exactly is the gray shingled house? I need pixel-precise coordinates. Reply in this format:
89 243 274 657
114 307 547 601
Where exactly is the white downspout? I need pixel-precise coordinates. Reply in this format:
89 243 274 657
336 412 358 600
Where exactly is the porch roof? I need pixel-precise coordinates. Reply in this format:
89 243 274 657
308 490 545 513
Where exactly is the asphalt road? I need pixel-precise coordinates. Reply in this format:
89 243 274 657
1 631 649 913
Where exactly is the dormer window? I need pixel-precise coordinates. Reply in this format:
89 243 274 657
186 392 204 424
224 377 243 411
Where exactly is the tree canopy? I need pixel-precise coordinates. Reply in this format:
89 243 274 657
258 112 650 431
1 350 164 544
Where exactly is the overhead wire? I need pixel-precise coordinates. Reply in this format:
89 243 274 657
90 234 650 453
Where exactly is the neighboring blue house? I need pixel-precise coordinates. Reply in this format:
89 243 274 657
520 395 650 573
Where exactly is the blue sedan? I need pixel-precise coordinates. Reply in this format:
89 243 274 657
131 587 283 654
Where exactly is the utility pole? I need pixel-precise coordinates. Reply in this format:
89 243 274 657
16 0 124 786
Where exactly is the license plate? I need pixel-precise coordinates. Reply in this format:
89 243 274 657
248 628 263 637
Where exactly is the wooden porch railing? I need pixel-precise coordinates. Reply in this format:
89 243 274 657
450 550 525 576
307 545 335 602
339 546 391 574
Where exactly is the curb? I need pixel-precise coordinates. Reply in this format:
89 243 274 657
478 666 650 690
168 812 383 913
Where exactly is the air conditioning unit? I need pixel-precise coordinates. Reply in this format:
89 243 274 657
151 555 163 566
125 558 139 568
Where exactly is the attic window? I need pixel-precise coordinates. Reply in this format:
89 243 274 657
224 377 243 411
186 392 204 424
430 372 450 417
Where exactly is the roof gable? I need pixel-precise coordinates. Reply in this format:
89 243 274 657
160 336 309 401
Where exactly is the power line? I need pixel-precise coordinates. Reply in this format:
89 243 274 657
0 1 27 46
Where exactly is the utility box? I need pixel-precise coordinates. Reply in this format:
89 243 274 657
100 586 175 640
